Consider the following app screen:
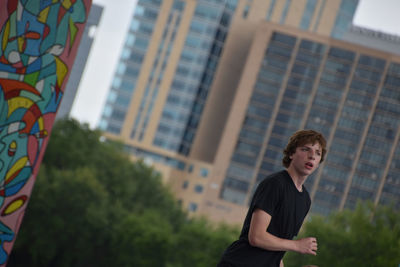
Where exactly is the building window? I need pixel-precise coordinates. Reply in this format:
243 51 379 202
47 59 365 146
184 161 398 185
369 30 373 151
300 0 317 30
117 62 127 75
188 164 194 173
182 180 189 189
120 80 135 92
242 3 250 18
125 34 136 47
134 5 144 16
188 202 198 212
106 124 121 135
102 105 112 117
266 0 277 21
280 0 292 24
200 168 209 177
98 119 108 130
131 19 139 31
194 184 203 193
331 0 358 38
221 187 247 204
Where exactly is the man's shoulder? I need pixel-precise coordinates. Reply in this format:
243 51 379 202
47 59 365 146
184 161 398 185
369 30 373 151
259 170 288 186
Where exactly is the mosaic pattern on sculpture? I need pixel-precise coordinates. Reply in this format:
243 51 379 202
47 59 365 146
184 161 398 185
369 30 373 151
0 0 90 264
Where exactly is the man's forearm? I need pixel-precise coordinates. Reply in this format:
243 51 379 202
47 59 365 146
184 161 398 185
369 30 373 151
249 209 317 255
249 231 317 256
248 230 297 252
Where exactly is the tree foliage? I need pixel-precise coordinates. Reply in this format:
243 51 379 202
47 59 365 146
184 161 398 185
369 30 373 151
284 202 400 267
7 119 238 267
167 218 238 267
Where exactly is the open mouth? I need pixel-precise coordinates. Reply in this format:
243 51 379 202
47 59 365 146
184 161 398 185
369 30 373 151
305 162 313 169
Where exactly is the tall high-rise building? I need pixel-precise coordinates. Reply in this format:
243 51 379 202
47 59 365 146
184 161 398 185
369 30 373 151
198 22 400 223
56 4 103 119
99 0 400 224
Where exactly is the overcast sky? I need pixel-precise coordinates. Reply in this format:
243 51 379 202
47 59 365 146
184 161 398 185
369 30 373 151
70 0 400 129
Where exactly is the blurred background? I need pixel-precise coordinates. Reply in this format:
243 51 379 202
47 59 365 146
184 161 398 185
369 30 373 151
11 0 400 266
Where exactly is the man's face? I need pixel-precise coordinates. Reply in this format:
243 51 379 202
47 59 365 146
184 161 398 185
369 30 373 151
289 142 322 177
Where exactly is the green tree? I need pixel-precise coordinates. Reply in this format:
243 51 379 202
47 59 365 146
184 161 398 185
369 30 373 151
167 217 239 267
111 210 173 267
284 202 400 267
10 166 110 267
8 119 185 266
42 119 184 224
8 119 239 267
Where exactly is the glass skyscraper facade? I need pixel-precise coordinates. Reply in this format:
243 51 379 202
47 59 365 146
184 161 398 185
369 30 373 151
99 0 238 155
99 0 162 134
152 0 237 155
220 29 400 216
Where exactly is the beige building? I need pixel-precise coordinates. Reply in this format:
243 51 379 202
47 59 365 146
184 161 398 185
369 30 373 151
100 0 400 224
196 21 400 224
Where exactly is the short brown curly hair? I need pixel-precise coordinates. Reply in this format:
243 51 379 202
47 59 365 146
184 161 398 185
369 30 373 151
282 130 327 168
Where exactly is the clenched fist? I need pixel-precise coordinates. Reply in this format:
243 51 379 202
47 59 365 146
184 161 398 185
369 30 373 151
295 237 318 255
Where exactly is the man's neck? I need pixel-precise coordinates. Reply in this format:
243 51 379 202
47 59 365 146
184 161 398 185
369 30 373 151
286 167 307 192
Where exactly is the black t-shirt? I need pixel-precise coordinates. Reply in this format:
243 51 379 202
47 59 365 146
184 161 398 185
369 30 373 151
218 170 311 267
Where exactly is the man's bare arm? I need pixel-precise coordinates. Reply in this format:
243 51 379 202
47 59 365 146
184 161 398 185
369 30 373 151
248 209 317 255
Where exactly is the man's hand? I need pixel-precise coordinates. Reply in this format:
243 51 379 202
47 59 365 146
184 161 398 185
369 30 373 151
295 237 318 255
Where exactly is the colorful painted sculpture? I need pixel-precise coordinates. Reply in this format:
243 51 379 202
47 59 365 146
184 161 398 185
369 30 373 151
0 0 91 265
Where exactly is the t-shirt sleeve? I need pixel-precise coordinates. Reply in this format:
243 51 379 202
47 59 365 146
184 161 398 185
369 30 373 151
252 178 282 217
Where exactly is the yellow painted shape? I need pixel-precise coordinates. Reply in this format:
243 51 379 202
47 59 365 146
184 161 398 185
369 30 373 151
38 116 44 131
18 37 24 53
10 141 16 150
62 0 72 9
54 56 67 86
7 97 34 116
3 199 25 215
69 17 78 46
2 21 10 51
5 157 28 182
38 6 50 23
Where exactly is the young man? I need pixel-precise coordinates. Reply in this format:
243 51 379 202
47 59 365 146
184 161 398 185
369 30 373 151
218 130 327 267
